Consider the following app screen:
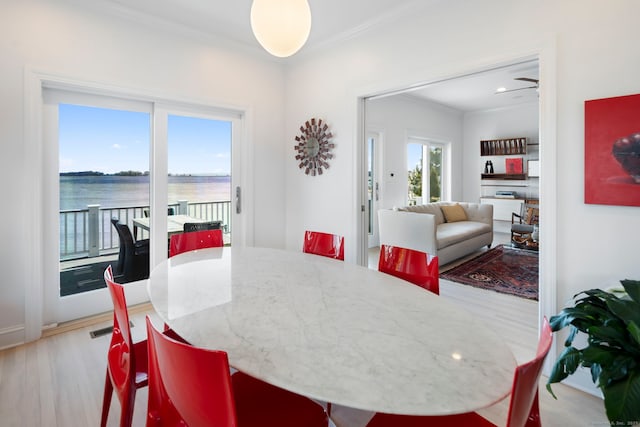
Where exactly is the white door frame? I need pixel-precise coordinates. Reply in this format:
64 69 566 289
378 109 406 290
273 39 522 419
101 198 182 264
366 130 383 249
356 46 557 372
24 70 252 340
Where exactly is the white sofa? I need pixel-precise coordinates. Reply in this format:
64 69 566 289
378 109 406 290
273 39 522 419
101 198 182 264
378 202 493 266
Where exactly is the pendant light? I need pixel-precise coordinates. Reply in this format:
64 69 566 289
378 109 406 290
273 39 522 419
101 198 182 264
250 0 312 58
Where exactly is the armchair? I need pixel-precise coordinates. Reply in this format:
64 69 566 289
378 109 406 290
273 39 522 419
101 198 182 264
511 200 539 249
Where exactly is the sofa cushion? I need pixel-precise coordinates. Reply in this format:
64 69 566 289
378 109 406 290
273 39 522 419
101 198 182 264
399 204 445 225
440 204 467 223
436 221 491 249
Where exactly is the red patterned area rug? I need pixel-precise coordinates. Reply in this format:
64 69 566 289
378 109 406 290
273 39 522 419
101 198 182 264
440 244 538 300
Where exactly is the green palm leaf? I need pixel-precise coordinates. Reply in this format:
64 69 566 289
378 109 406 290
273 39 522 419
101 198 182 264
621 280 640 304
603 371 640 424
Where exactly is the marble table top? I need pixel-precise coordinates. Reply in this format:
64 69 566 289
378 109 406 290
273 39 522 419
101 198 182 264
147 246 516 416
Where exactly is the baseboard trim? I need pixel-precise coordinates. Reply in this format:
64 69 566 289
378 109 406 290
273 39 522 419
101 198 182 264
41 302 153 338
0 325 26 351
549 368 603 399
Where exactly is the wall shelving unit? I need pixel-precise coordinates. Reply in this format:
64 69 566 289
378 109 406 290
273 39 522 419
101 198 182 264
479 137 539 201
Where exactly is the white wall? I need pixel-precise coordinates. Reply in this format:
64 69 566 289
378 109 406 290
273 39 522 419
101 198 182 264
366 95 464 208
464 102 540 201
284 0 640 393
0 0 286 347
365 96 537 210
3 0 640 396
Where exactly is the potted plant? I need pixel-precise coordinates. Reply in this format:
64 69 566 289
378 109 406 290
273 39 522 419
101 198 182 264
546 279 640 425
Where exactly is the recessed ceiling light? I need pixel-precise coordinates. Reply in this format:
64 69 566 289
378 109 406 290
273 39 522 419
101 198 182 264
496 87 507 93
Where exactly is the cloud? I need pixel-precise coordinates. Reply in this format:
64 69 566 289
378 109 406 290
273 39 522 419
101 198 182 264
112 144 122 150
215 152 230 158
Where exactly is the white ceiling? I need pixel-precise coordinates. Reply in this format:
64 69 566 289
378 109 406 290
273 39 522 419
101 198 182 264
404 60 539 112
93 0 538 112
102 0 428 49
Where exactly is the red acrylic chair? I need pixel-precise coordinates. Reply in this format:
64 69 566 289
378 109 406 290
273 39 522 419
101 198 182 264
303 230 345 260
378 244 440 295
145 316 328 427
302 230 344 415
169 229 223 257
366 317 553 427
101 265 148 427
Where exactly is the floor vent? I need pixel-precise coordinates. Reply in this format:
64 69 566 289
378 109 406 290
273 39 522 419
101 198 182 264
89 321 134 339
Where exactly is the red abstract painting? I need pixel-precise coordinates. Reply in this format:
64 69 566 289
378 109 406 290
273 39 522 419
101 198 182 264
585 93 640 206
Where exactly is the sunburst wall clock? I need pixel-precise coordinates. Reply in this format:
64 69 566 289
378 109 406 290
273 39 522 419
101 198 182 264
294 118 334 176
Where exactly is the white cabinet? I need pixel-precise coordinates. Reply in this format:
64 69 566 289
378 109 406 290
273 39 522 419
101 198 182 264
480 197 523 222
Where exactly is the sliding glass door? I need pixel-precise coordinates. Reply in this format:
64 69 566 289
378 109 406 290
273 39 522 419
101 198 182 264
42 89 243 324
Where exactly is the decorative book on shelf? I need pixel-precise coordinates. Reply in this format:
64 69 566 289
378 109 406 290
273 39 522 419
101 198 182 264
505 158 523 174
480 137 526 156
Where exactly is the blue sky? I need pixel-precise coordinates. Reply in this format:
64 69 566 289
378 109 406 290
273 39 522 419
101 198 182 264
407 143 422 171
59 104 231 175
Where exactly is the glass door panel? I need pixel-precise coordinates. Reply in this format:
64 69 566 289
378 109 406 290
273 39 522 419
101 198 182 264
43 88 152 324
428 145 443 202
167 114 232 245
58 103 151 297
407 139 446 205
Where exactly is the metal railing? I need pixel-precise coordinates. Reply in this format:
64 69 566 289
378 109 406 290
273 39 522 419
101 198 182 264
60 200 231 260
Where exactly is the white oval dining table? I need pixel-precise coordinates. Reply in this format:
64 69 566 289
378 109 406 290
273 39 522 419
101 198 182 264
147 246 516 416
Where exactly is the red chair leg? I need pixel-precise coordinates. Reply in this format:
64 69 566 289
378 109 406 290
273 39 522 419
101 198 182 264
119 388 137 427
100 370 113 427
524 390 541 427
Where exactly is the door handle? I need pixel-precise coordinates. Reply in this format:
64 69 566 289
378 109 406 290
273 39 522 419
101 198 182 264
235 186 241 214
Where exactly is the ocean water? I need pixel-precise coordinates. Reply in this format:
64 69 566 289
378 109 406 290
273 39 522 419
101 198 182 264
60 175 231 210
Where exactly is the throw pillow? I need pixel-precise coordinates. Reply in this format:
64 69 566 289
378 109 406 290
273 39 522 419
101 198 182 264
440 204 467 223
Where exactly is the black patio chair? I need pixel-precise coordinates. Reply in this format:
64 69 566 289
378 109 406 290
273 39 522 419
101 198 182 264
143 207 175 217
111 217 150 283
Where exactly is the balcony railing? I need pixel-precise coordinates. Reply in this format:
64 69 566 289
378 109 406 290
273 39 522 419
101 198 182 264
60 200 231 260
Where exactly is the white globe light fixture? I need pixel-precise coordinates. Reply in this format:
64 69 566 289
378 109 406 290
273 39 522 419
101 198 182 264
250 0 312 58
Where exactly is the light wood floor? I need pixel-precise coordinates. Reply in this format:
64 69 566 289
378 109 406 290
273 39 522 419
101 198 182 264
1 237 609 426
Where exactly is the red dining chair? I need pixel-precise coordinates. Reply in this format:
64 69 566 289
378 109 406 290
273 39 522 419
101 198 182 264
366 317 553 427
169 229 224 257
303 230 345 260
145 316 329 427
101 265 148 427
378 244 440 295
302 229 344 415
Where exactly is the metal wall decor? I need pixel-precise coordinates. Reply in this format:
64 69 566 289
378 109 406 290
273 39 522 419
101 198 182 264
294 118 334 175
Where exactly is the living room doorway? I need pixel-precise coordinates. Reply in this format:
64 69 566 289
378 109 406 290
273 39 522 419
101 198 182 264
359 54 557 346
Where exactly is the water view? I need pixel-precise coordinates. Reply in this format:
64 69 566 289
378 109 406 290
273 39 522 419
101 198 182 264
57 101 234 296
60 174 231 211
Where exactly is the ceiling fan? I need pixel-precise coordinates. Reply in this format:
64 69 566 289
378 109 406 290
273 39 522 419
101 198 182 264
496 77 539 94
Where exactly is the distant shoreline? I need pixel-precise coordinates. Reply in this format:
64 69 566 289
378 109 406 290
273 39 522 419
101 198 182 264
60 171 230 177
